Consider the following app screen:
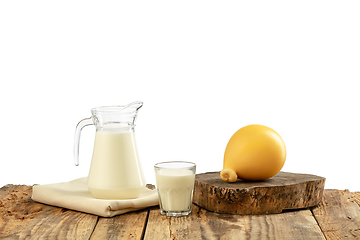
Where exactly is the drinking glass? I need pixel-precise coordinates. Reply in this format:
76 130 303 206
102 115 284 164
154 161 196 217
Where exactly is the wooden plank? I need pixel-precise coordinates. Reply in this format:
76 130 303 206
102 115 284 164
144 204 326 240
243 209 325 240
0 184 98 240
90 208 148 239
193 171 325 214
311 189 360 240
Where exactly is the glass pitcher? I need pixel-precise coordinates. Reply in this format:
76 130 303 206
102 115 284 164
74 101 146 199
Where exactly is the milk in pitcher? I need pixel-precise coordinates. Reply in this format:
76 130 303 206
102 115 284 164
87 130 146 199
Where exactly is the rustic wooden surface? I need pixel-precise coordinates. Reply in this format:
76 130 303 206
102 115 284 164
144 204 326 239
1 184 359 240
193 171 326 214
312 189 360 239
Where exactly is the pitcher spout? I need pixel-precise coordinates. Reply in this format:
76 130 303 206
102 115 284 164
120 101 143 127
124 101 143 112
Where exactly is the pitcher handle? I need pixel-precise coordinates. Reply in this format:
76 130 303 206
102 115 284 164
74 117 94 166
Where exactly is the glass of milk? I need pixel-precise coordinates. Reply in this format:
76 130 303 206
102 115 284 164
154 161 196 217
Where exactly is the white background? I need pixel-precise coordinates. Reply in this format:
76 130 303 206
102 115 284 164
1 1 359 191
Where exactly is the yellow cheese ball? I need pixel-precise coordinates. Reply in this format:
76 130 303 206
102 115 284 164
220 124 286 182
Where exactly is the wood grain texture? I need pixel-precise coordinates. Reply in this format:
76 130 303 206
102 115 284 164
350 192 360 207
193 171 325 214
90 209 148 240
0 184 98 240
144 204 326 240
1 184 359 239
311 189 360 240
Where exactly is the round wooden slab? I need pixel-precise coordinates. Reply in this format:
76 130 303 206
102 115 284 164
193 171 325 215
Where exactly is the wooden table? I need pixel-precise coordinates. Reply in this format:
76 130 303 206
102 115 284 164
1 184 359 239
